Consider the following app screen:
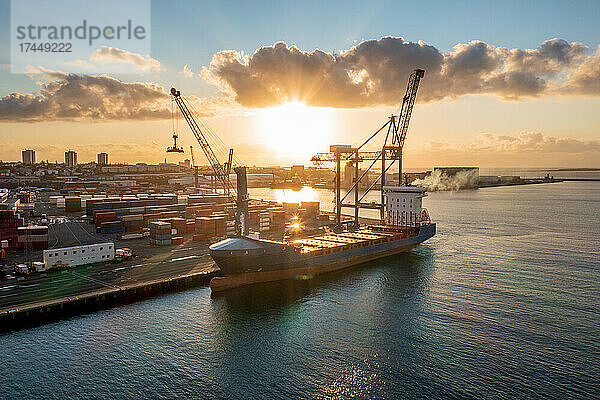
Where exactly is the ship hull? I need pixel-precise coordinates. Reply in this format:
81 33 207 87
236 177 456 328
210 223 435 292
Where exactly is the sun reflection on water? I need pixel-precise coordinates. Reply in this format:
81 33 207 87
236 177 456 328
275 186 316 204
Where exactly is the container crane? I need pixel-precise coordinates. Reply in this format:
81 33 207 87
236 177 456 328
170 87 249 235
311 69 424 230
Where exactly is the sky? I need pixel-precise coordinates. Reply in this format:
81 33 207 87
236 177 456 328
1 0 600 168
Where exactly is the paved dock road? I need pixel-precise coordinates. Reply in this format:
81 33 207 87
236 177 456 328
0 244 216 312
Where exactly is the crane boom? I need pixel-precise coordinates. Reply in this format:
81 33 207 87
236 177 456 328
393 69 424 148
311 150 382 163
170 88 235 196
170 87 249 236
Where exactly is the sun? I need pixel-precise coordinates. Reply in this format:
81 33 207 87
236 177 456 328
257 101 333 161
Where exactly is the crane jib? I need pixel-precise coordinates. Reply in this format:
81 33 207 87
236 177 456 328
170 91 236 197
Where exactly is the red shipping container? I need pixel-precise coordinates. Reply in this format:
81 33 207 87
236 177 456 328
186 221 195 234
95 211 117 227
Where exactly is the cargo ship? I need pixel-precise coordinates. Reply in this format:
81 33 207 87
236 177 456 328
209 186 435 292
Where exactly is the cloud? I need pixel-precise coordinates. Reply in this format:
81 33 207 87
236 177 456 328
1 67 245 122
0 72 171 122
63 47 164 73
404 132 600 167
182 64 195 77
202 37 597 108
24 65 69 80
500 38 587 76
4 36 600 123
89 46 164 72
466 132 600 153
562 45 600 95
414 132 600 154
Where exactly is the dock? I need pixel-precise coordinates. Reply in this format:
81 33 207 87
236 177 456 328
0 243 220 332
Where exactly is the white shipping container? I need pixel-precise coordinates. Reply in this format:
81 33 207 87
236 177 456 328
49 196 62 204
121 233 144 240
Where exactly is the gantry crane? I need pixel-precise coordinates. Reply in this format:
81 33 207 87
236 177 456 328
311 69 424 230
170 88 249 235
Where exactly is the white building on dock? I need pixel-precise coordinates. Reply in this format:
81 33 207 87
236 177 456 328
43 242 114 269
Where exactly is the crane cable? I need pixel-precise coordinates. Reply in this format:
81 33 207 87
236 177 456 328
169 99 181 149
192 105 237 165
182 95 243 167
170 99 174 138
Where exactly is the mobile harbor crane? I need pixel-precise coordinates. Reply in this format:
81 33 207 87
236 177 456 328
311 69 425 230
170 88 249 235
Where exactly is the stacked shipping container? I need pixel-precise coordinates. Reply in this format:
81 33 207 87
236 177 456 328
17 225 48 249
150 221 171 246
65 197 82 212
0 210 24 249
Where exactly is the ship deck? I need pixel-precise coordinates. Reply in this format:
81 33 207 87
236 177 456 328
289 226 420 255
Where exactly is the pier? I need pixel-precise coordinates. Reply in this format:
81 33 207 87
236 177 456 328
0 246 219 332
